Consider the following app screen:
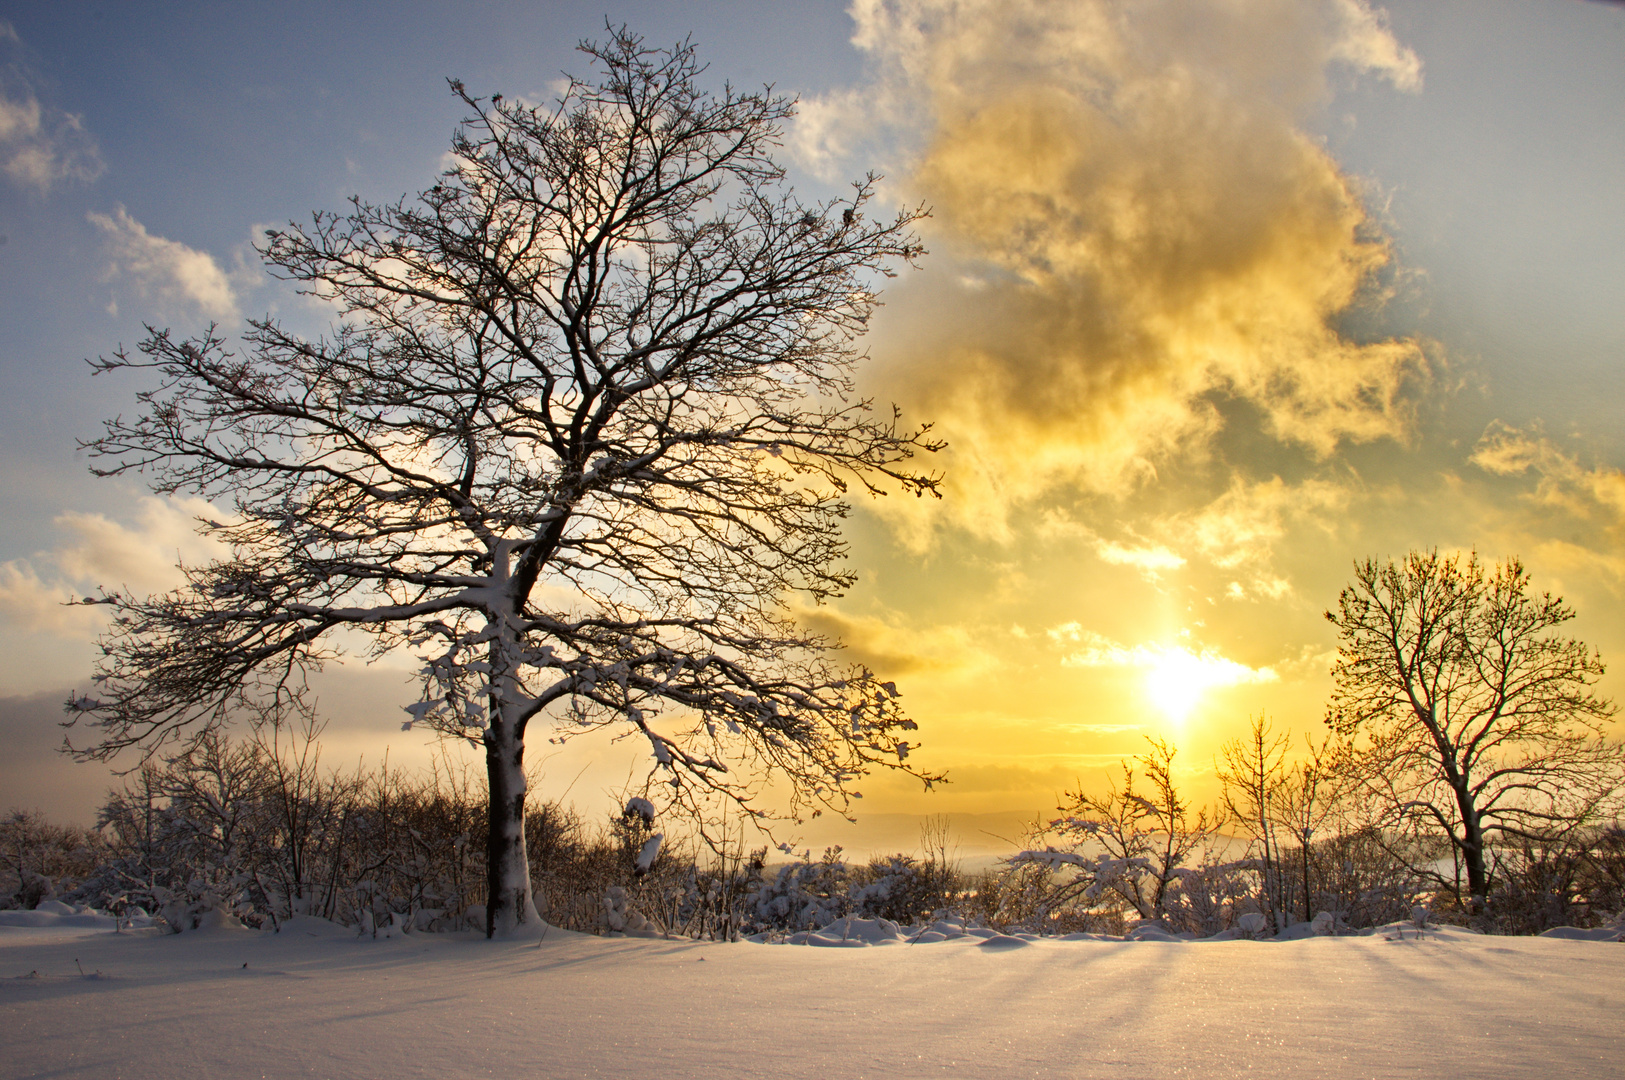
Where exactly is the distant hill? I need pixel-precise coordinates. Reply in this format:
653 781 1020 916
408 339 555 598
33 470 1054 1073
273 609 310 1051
780 810 1053 872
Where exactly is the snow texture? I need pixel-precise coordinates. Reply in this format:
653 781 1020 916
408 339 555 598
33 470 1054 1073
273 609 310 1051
2 908 1621 1078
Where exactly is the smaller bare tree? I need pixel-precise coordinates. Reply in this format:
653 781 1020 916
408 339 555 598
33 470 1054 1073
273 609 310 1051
1022 738 1214 927
1270 729 1346 925
1215 713 1290 929
1326 550 1622 915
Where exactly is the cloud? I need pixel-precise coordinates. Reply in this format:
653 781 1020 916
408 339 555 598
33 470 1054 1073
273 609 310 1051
1038 472 1352 594
1328 0 1423 90
809 0 1427 540
0 562 107 638
0 496 227 637
1035 510 1186 580
1161 474 1350 596
0 690 121 824
1469 420 1625 581
1094 538 1186 577
88 206 239 321
1470 420 1625 519
0 28 104 192
1047 623 1274 681
793 602 988 679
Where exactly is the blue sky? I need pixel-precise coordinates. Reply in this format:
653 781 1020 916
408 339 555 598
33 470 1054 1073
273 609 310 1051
3 1 1623 839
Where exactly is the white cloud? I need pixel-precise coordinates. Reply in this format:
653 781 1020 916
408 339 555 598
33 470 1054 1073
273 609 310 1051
0 561 107 637
1329 0 1423 91
88 206 239 322
0 88 104 193
0 496 227 637
0 26 104 192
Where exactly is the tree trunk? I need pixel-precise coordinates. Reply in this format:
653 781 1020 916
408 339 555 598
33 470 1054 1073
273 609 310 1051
1457 797 1489 917
483 716 539 937
1301 842 1312 924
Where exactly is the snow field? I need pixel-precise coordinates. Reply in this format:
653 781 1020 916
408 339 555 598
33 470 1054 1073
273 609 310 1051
2 914 1620 1079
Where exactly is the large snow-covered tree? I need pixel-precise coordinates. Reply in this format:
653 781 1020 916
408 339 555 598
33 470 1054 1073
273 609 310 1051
68 30 941 936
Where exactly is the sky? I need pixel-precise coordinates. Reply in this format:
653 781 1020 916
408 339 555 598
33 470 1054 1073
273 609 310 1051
1 1 1622 851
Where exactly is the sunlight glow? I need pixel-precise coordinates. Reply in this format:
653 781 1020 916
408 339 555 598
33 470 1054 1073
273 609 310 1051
1140 647 1273 723
1051 624 1278 724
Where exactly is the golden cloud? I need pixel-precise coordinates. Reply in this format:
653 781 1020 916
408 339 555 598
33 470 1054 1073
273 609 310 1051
807 0 1428 540
1047 623 1275 682
1162 474 1351 595
791 601 990 680
1469 420 1625 583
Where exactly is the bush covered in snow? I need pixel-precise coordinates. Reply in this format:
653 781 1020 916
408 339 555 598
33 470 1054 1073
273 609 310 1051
744 847 967 935
1 809 110 911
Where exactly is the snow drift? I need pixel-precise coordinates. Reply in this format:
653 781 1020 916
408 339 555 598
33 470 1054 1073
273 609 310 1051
3 907 1621 1079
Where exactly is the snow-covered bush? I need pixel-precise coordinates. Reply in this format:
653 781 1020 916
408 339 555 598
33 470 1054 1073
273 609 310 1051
1 809 109 910
1270 826 1427 930
750 847 852 932
1161 857 1256 937
848 854 960 925
603 886 657 935
742 846 968 935
956 857 1127 936
1483 824 1625 935
71 727 490 932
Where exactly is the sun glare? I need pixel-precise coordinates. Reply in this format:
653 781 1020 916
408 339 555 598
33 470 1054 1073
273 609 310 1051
1053 624 1279 726
1142 645 1276 724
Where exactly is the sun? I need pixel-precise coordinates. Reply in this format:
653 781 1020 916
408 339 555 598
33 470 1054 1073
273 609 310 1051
1142 644 1277 724
1143 649 1209 723
1054 626 1280 726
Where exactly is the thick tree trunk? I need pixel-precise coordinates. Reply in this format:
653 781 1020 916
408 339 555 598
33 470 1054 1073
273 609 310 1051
483 717 539 937
1459 806 1489 917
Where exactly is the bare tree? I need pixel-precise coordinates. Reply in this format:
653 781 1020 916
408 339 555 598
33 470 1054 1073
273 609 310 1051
1326 551 1621 915
1269 729 1345 925
1215 714 1289 929
1025 738 1214 926
67 30 941 937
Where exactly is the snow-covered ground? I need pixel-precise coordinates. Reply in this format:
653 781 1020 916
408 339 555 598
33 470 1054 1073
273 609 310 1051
3 911 1620 1079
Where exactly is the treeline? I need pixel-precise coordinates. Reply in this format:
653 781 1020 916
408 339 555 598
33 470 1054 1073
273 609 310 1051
0 724 971 938
1009 724 1625 937
5 719 1621 938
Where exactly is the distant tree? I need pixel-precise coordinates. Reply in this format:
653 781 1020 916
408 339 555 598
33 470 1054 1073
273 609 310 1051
0 809 108 910
67 30 940 937
1022 738 1214 926
1268 728 1345 924
1325 551 1622 915
1215 714 1290 929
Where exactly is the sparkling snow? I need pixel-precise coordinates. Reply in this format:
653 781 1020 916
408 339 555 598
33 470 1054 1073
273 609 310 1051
2 911 1620 1078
